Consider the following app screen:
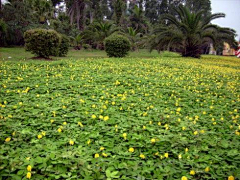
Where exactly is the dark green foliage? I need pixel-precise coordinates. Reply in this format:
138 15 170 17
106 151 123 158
105 34 130 57
24 29 61 58
58 35 70 57
150 6 237 58
186 0 211 16
0 19 7 46
113 0 126 25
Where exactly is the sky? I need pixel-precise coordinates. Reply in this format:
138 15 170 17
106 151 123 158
211 0 240 40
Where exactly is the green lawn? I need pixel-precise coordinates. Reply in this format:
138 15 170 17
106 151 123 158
0 48 240 180
0 47 163 60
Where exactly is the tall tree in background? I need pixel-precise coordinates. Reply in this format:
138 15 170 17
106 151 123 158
185 0 211 15
67 0 87 30
129 5 148 33
28 0 54 24
1 0 37 45
150 6 236 58
145 0 159 24
158 0 169 15
113 0 126 25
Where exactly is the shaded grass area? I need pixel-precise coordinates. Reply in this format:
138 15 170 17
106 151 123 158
0 47 168 60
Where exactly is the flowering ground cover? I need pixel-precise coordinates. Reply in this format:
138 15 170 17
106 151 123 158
0 53 240 180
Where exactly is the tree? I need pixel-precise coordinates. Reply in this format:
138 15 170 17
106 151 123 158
28 0 54 24
82 21 119 49
145 0 159 24
67 0 88 30
150 6 237 58
1 0 38 46
113 0 126 25
185 0 211 16
125 27 141 50
129 5 149 34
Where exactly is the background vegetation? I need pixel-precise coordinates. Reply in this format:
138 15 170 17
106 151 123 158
0 0 238 58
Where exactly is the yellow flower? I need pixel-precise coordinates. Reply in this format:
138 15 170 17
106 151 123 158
200 130 205 134
193 131 198 135
140 154 145 159
92 114 96 119
103 116 109 121
63 122 67 125
27 165 32 172
149 121 152 125
99 115 103 119
41 131 46 136
129 147 134 153
228 176 234 180
78 122 84 127
37 134 42 139
87 139 91 145
62 105 66 109
178 154 182 159
57 128 62 133
26 172 31 179
182 127 186 130
143 112 147 116
5 137 11 142
181 176 188 180
95 153 100 158
50 119 54 123
26 157 31 161
185 148 189 152
205 167 210 172
102 153 108 157
164 153 169 158
158 122 161 126
69 140 74 145
143 126 146 130
115 80 120 85
190 170 195 175
177 107 181 112
151 138 156 143
100 147 105 151
122 133 127 140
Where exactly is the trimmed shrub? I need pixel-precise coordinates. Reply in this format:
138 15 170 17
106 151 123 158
105 34 131 57
24 29 61 58
58 35 70 57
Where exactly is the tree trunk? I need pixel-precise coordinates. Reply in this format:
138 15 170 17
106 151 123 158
0 0 2 11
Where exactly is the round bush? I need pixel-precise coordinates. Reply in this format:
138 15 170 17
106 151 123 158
58 35 70 57
24 29 61 58
105 34 131 57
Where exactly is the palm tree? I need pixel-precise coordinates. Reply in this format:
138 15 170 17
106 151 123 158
150 6 237 58
67 0 90 30
129 5 149 34
125 27 141 51
28 0 54 24
82 21 119 49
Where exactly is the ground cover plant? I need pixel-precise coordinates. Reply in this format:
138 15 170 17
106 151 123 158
0 52 240 180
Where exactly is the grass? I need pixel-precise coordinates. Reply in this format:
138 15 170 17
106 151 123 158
0 47 163 60
0 47 240 180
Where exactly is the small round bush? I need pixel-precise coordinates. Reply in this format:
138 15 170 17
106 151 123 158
58 35 70 57
24 29 61 58
105 34 131 57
